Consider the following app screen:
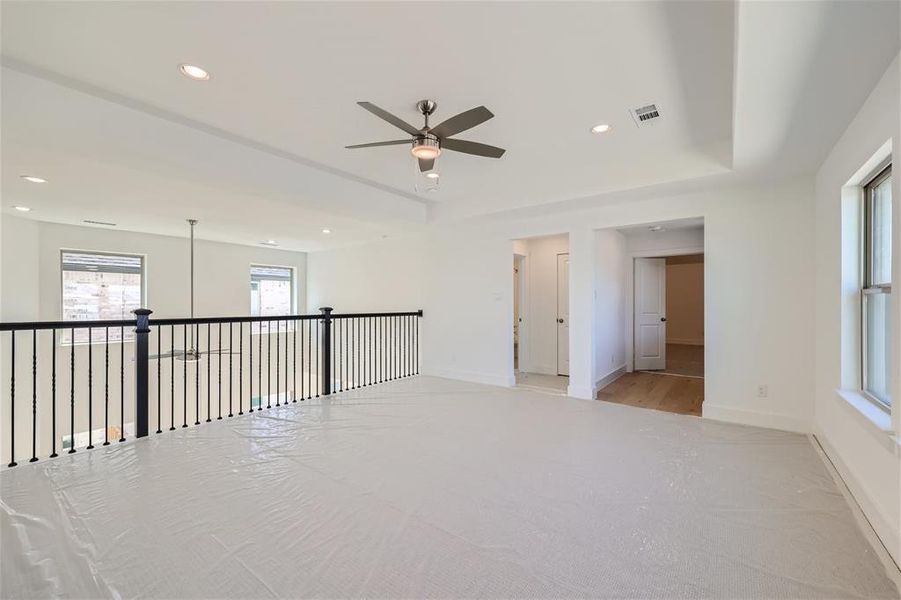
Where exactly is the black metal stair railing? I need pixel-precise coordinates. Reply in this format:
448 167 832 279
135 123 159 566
0 307 422 468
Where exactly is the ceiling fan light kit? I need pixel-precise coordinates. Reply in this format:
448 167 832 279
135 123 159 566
346 99 505 175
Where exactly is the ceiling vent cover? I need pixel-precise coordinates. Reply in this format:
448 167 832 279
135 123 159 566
630 103 661 127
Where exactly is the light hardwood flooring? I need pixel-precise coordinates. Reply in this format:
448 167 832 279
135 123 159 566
598 371 703 416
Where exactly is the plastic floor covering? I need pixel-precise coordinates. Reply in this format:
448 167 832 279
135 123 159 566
1 376 898 599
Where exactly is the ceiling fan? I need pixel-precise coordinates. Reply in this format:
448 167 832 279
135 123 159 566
346 100 506 172
150 219 237 362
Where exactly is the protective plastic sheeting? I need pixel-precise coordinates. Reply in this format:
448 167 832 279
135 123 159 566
2 376 898 598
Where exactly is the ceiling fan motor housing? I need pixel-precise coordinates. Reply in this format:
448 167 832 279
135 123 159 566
411 133 441 159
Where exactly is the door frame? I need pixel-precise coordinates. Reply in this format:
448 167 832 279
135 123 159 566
625 245 704 373
556 252 570 376
513 253 528 372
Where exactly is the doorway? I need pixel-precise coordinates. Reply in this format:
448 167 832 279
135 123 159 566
511 233 570 394
634 254 704 378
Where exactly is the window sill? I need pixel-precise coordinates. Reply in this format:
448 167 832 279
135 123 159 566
835 389 899 451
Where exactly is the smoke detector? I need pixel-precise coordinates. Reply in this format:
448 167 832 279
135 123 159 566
630 103 661 127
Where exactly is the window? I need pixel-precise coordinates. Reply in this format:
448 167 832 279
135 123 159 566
861 164 892 408
250 265 294 333
61 251 145 343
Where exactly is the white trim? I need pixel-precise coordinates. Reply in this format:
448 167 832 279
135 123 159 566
424 367 515 388
702 402 808 433
593 366 626 395
813 428 901 570
834 389 900 453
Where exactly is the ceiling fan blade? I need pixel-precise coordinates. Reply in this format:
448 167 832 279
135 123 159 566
357 102 422 136
430 106 494 139
418 157 435 172
442 138 506 159
345 140 411 149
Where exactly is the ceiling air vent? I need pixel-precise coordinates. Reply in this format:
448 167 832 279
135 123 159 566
630 103 661 127
83 219 117 226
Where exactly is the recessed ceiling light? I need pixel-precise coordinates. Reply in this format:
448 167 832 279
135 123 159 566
590 124 611 134
425 172 440 179
321 228 331 235
261 240 278 246
20 175 47 183
648 225 664 232
179 64 210 81
14 206 31 212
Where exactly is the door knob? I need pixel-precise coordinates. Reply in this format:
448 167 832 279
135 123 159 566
660 317 667 322
557 318 564 324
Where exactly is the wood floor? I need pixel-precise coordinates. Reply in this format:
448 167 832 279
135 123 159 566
597 371 703 416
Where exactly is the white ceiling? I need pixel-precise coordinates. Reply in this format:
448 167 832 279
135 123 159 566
1 1 898 249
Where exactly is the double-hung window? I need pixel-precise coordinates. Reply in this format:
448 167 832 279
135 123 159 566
61 250 145 343
861 163 892 408
250 265 294 334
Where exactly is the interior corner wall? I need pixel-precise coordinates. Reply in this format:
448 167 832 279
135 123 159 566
593 229 627 390
305 234 426 313
421 176 814 426
813 52 900 564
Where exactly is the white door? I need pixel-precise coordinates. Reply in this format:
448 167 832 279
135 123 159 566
634 258 666 370
557 253 570 376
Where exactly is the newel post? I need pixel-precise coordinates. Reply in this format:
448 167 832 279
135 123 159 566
319 307 333 396
133 308 152 438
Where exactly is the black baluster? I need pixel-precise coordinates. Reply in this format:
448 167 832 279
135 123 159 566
182 325 188 428
85 328 96 448
249 322 254 413
267 321 271 408
30 330 37 463
218 322 223 420
295 320 300 402
370 317 374 386
228 322 233 417
239 322 244 415
69 327 75 454
157 327 162 433
206 324 211 423
337 319 342 392
87 328 93 449
286 320 290 403
51 329 57 458
170 325 175 431
259 321 263 405
315 317 320 398
195 325 200 425
103 327 109 446
416 313 419 374
9 331 15 467
275 321 280 407
120 325 125 442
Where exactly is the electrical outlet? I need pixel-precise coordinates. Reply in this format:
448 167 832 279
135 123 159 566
757 385 768 398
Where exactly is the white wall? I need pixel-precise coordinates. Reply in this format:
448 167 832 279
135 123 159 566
513 233 569 375
306 234 425 313
665 256 704 345
420 180 813 435
1 217 307 321
594 229 627 389
813 53 900 563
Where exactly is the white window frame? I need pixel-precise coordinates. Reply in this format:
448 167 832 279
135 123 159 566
60 249 146 344
250 264 296 334
860 161 892 409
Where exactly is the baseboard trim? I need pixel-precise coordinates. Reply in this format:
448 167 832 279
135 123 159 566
594 366 626 396
423 367 515 388
666 338 704 346
812 427 901 572
702 403 809 434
